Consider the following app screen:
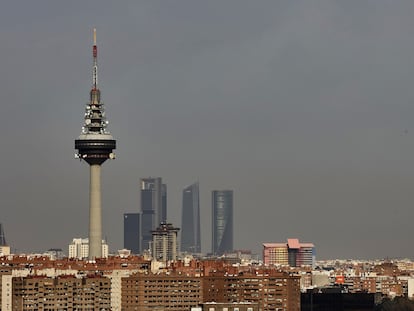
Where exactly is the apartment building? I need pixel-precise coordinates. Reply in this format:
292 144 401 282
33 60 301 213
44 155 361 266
12 274 111 310
202 270 300 311
121 272 202 311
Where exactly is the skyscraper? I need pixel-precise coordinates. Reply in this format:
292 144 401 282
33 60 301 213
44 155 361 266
140 177 167 252
123 213 140 254
0 223 6 246
161 184 167 224
0 224 10 256
212 190 233 255
74 29 116 259
181 182 201 253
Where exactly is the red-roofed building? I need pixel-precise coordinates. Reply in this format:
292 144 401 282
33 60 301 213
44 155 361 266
263 239 315 267
287 239 301 249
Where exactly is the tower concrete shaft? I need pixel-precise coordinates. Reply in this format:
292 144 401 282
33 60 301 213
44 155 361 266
75 29 116 259
89 164 102 258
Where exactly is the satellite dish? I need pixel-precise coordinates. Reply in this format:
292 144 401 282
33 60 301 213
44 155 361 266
85 119 91 125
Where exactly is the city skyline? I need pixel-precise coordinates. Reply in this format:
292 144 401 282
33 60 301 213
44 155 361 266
2 1 414 259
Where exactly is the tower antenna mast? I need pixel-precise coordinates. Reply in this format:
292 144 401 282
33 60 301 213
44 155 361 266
92 28 98 89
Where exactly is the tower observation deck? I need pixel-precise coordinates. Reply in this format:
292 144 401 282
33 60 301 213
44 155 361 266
75 29 116 259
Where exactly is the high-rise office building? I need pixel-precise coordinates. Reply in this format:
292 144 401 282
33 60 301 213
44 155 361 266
212 190 233 255
123 213 140 254
0 223 6 246
181 182 201 253
161 184 167 223
0 223 10 255
140 177 167 252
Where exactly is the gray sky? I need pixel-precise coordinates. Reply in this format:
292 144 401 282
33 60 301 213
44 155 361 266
1 0 414 259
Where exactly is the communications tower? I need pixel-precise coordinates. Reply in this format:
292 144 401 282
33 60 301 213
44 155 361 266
75 29 116 259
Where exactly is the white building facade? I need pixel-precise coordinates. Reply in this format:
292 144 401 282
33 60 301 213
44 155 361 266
68 238 108 259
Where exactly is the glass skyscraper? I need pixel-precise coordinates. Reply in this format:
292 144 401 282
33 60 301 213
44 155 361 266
140 177 167 252
212 190 233 255
181 182 201 253
123 213 140 254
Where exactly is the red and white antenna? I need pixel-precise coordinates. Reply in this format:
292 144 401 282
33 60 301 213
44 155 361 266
92 28 98 89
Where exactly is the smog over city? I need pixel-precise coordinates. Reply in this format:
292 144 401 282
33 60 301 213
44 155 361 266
1 1 414 260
